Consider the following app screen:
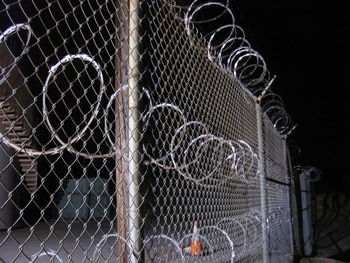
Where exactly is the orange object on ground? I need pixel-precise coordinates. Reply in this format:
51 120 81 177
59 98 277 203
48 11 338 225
190 221 202 256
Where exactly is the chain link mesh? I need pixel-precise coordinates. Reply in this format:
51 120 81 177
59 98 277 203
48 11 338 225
1 0 294 262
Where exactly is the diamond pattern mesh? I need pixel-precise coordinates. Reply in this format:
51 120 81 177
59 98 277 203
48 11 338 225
0 0 294 262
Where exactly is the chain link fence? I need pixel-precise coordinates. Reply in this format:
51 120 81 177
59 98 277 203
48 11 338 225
1 0 295 262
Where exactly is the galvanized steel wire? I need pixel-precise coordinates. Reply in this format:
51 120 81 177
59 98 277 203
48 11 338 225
0 0 294 262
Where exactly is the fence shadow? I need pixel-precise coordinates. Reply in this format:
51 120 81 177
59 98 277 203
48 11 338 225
313 190 350 260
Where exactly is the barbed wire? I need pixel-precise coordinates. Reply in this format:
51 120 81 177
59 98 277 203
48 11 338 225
294 165 322 182
0 23 32 86
161 0 296 137
0 1 294 262
143 101 259 187
31 249 63 263
143 209 262 262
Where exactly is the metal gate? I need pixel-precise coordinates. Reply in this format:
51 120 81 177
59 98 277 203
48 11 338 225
0 0 295 262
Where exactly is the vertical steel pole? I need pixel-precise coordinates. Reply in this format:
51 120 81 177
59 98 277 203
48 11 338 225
256 101 270 263
114 1 130 262
286 145 295 257
299 172 313 256
128 0 142 262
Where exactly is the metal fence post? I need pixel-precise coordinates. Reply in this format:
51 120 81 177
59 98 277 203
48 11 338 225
256 101 270 263
114 1 130 262
299 171 313 256
286 146 296 258
128 0 142 262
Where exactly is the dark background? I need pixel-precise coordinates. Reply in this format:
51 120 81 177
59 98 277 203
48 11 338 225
232 0 350 190
2 0 349 186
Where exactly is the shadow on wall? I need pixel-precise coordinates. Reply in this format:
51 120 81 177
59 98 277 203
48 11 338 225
312 172 350 261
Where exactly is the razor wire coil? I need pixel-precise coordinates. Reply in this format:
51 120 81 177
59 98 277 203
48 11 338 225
0 1 294 262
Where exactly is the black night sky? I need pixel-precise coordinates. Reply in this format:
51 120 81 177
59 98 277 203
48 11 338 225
232 1 350 183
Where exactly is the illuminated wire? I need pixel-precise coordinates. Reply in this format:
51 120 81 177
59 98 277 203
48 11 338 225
31 249 63 263
0 23 32 86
